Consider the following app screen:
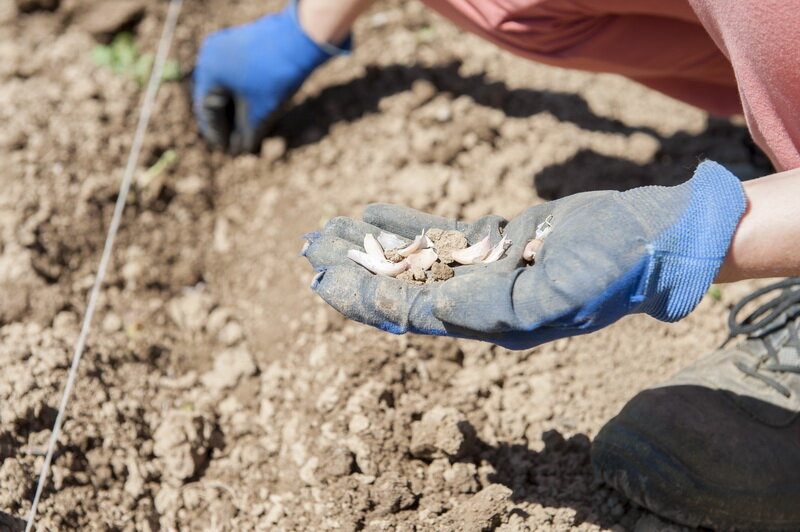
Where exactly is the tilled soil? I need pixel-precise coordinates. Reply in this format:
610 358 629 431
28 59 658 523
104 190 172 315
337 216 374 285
0 1 773 530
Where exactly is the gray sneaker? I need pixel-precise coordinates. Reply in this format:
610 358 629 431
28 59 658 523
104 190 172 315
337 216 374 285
592 278 800 531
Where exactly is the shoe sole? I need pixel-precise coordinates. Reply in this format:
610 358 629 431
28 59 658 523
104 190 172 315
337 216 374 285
592 423 800 531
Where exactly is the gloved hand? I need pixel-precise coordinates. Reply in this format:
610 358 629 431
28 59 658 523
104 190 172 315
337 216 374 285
302 161 746 350
193 1 350 154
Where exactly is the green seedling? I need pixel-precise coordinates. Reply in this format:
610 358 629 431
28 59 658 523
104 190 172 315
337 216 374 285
708 285 723 302
416 25 436 44
138 149 178 189
92 32 182 87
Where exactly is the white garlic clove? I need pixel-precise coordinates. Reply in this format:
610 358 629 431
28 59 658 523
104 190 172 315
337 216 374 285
377 231 407 251
364 233 385 261
451 234 492 265
406 248 438 270
481 237 511 263
348 249 409 277
523 238 544 262
535 215 554 239
397 232 427 257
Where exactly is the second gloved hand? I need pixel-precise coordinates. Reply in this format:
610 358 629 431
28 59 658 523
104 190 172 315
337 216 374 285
302 161 746 349
193 1 350 154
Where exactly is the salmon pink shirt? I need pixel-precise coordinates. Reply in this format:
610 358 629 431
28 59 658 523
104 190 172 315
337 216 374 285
422 0 800 171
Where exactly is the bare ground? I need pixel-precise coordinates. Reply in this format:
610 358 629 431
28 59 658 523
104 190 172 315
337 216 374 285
0 1 772 530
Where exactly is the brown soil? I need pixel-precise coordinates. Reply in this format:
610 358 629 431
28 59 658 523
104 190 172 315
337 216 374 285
425 229 467 265
0 0 772 530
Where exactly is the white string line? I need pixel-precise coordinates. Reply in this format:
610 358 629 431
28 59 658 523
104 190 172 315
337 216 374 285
25 1 184 529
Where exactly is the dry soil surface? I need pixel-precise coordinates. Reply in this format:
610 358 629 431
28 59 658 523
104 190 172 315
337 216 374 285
0 0 774 530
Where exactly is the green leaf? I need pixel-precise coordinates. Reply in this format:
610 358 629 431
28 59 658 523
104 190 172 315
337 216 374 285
112 32 138 73
91 32 181 88
91 45 114 67
111 32 136 55
133 54 153 88
161 59 182 82
708 285 722 302
416 26 436 43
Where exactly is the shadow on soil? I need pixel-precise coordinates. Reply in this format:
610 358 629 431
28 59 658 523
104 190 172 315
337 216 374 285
470 429 633 530
273 60 772 198
0 510 25 532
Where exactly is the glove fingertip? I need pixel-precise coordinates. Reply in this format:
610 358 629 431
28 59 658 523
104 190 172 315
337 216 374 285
298 238 313 258
302 230 322 239
310 269 326 291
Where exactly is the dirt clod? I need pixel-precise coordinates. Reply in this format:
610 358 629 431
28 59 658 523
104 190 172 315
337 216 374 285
396 266 427 284
152 411 214 485
424 228 467 264
384 248 404 263
410 406 475 459
200 347 257 391
320 446 356 479
76 0 145 43
372 472 418 514
430 261 454 281
439 484 512 531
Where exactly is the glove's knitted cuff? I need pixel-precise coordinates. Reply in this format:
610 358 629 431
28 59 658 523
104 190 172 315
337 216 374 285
635 161 747 322
287 0 353 57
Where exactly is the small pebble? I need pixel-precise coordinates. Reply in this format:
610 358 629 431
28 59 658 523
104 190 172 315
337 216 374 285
102 313 123 333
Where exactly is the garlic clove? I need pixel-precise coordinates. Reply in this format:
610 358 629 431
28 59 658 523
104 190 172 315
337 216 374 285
451 234 492 265
348 249 409 277
406 248 438 270
364 233 385 261
377 231 407 251
523 238 544 262
535 215 554 239
397 232 426 257
526 215 554 262
481 237 511 263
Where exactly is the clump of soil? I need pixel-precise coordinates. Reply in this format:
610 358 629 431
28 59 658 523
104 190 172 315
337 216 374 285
409 405 476 459
430 261 454 281
396 266 427 284
425 228 468 264
384 248 404 263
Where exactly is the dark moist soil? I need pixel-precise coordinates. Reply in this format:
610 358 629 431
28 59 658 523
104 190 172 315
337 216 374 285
0 0 772 530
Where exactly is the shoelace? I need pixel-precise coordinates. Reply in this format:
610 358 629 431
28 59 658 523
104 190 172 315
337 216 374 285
722 278 800 397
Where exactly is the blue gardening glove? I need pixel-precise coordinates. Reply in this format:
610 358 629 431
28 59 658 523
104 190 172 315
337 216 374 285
302 161 746 350
193 1 350 154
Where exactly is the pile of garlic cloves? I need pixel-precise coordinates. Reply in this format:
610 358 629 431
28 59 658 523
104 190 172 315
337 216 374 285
348 228 510 284
347 216 554 284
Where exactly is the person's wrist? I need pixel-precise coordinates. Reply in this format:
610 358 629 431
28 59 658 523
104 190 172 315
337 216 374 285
714 182 753 283
715 167 800 283
297 0 352 48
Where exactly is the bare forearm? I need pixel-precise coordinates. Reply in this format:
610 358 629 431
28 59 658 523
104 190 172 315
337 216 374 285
298 0 376 46
716 167 800 283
